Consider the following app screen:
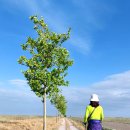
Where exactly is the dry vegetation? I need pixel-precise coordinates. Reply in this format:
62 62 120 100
1 116 130 130
67 118 85 130
69 117 130 130
103 117 130 124
103 117 130 130
0 116 60 130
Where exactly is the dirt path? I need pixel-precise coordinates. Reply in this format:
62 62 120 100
103 121 130 130
58 118 66 130
58 118 79 130
66 119 79 130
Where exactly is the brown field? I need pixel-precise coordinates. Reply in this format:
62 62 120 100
0 116 85 130
1 116 130 130
0 115 60 130
69 117 130 130
103 117 130 130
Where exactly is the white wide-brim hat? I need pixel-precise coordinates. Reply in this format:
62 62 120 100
90 94 99 101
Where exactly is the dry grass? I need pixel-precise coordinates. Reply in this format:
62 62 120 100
0 115 59 130
103 117 130 130
103 117 130 124
67 118 85 130
70 117 130 130
2 116 129 130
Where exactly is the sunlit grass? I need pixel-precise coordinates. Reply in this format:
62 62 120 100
0 115 59 130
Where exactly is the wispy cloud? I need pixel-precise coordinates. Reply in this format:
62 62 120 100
9 79 27 87
2 0 116 56
0 70 130 116
0 78 56 115
63 70 130 117
2 0 93 55
70 35 92 55
92 70 130 90
0 79 34 98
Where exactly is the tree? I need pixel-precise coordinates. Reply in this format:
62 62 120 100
18 16 73 130
50 93 67 122
50 93 67 116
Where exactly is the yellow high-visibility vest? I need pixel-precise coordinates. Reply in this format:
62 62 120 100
84 105 104 122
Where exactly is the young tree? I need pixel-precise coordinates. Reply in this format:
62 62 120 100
50 93 67 116
18 16 73 130
50 93 67 122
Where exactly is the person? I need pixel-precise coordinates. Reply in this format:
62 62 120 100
83 94 104 130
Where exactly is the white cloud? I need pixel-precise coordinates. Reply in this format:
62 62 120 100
62 70 130 117
0 78 56 115
0 79 35 99
0 70 130 116
92 70 130 91
2 0 92 55
9 79 27 87
70 35 92 55
2 0 116 56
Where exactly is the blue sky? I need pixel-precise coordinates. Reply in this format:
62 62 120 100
0 0 130 117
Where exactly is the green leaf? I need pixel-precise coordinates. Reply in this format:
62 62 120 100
18 15 74 115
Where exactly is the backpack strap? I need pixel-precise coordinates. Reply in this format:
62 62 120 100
87 107 96 122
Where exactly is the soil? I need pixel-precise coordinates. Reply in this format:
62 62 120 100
103 121 130 130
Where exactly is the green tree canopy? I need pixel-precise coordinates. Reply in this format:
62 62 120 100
18 16 73 118
50 93 67 116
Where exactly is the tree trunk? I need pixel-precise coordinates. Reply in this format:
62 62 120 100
43 88 46 130
56 110 58 123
